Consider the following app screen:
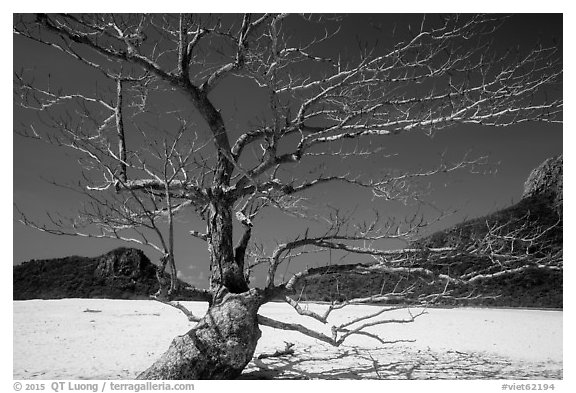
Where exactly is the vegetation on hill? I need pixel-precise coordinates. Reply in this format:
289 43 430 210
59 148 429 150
291 264 561 308
13 248 197 300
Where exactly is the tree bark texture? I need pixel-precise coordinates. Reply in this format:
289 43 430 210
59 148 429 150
137 290 262 379
206 194 249 293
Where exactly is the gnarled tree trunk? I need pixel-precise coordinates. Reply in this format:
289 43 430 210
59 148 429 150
137 289 262 379
138 190 260 379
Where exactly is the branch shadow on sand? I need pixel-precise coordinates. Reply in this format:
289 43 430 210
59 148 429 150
239 344 563 380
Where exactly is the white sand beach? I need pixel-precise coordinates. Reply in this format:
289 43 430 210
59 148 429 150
13 299 562 380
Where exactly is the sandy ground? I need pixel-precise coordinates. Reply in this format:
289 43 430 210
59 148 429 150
13 299 562 380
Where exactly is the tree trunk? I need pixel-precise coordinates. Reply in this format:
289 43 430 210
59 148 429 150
206 192 249 293
137 290 262 379
139 187 256 379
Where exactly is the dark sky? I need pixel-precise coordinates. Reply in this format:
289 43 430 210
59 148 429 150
12 14 563 289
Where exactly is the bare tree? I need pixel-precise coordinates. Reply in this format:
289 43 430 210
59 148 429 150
14 14 562 379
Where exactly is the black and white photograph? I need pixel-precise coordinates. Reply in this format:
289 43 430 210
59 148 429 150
10 5 567 389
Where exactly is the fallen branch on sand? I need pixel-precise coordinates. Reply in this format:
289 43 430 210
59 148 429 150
257 342 296 359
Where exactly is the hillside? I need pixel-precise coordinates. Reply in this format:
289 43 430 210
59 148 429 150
291 157 563 308
13 247 197 301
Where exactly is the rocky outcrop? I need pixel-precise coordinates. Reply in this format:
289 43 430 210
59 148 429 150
522 155 563 214
95 248 156 280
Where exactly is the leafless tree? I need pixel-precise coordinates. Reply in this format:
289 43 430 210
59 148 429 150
14 13 562 379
